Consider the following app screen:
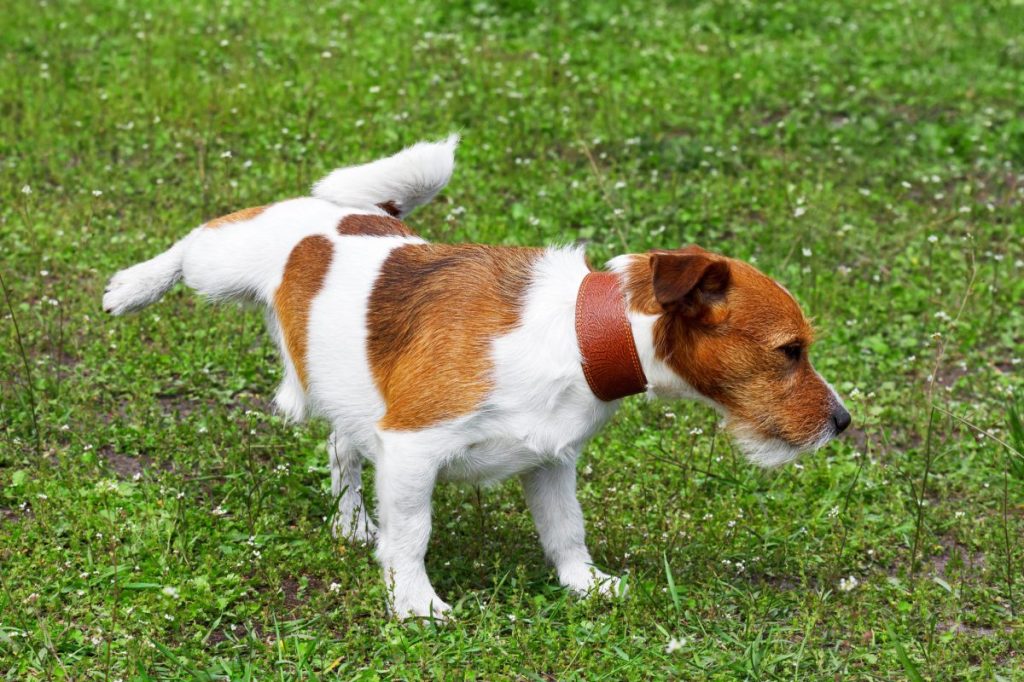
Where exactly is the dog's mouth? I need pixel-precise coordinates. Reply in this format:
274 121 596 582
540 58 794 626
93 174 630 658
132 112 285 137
727 421 835 469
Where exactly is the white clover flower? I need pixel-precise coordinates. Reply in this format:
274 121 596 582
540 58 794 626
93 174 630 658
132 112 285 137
328 582 341 593
838 575 859 592
666 637 687 653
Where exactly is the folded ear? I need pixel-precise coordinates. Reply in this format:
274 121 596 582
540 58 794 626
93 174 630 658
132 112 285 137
650 250 731 317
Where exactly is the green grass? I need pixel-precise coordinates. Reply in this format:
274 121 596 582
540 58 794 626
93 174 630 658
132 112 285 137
2 0 1023 678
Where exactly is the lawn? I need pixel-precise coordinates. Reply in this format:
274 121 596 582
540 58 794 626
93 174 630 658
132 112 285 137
1 0 1023 679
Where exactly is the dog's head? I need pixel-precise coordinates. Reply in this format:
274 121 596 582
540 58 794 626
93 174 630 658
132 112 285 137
616 246 850 467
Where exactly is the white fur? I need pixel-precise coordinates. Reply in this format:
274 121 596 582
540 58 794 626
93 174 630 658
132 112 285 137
105 139 842 620
312 134 459 218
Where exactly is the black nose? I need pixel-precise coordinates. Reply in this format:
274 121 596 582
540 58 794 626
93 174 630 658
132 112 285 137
831 405 852 435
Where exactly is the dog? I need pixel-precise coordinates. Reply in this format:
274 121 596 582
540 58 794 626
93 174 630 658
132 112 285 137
104 135 851 619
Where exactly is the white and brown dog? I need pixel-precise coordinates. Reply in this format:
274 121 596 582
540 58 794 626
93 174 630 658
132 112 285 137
104 136 850 619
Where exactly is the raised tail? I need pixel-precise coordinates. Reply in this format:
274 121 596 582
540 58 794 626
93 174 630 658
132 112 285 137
311 133 459 218
103 229 199 315
105 135 458 316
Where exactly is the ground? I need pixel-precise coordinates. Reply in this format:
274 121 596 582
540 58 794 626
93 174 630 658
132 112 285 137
1 0 1023 679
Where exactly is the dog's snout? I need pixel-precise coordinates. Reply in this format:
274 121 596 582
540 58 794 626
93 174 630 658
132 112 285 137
831 405 852 435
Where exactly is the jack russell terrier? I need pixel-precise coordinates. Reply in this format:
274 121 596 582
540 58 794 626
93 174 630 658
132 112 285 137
104 135 851 619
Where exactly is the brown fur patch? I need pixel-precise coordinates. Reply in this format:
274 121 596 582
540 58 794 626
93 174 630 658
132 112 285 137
205 205 267 228
273 236 334 389
337 214 416 237
623 249 831 447
367 244 541 430
376 201 401 217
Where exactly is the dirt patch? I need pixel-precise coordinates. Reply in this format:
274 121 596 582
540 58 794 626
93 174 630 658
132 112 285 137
931 534 985 577
100 446 168 479
280 575 323 613
936 621 1013 637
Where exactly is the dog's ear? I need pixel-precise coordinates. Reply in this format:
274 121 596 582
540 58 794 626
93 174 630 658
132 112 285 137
649 249 731 319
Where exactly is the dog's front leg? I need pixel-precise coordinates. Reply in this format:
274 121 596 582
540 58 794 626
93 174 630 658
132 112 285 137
521 462 622 597
374 442 449 620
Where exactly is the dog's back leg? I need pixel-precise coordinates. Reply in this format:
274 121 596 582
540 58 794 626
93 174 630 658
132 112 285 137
329 430 377 544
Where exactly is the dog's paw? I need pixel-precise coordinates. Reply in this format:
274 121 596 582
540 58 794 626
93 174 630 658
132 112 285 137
560 565 627 599
391 593 452 622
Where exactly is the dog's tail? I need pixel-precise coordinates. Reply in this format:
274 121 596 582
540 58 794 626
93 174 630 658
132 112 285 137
104 135 458 316
311 133 459 218
102 229 201 316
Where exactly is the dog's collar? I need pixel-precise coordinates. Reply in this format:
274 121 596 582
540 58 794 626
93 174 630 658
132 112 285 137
575 271 648 401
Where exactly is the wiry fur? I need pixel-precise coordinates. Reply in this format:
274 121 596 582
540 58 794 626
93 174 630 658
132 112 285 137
312 134 459 218
103 137 848 620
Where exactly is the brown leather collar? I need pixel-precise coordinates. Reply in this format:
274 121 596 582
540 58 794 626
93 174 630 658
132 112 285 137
575 271 648 401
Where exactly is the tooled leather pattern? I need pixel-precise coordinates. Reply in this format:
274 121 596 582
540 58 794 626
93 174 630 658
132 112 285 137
575 272 648 401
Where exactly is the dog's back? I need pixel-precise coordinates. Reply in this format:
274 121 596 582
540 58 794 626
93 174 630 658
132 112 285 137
103 136 458 420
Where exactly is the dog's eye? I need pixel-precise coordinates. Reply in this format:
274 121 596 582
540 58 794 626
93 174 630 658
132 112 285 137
777 343 803 362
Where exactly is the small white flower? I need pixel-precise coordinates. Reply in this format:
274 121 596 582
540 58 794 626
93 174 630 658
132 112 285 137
828 505 840 519
838 575 859 592
92 190 103 197
801 247 812 257
927 234 938 243
368 85 381 94
21 185 31 195
321 50 332 59
666 637 687 653
793 206 807 218
161 586 180 599
220 150 232 158
328 582 341 593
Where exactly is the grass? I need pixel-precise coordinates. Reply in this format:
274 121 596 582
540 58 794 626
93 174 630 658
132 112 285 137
1 0 1023 678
